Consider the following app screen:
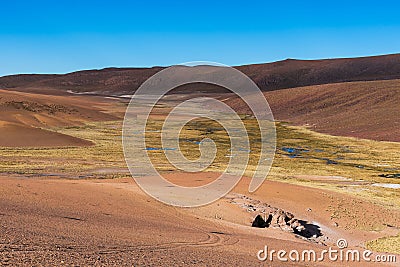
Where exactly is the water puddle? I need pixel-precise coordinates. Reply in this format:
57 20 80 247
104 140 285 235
145 147 177 151
372 183 400 189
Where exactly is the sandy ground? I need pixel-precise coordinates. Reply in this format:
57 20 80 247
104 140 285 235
1 173 398 266
0 122 94 147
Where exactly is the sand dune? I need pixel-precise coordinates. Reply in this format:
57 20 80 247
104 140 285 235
0 122 93 147
0 89 120 147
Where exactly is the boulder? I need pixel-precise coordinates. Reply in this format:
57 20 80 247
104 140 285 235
252 215 267 228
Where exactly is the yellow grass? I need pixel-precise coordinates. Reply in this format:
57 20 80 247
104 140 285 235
367 234 400 254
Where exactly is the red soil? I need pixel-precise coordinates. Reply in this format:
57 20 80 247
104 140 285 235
0 89 119 147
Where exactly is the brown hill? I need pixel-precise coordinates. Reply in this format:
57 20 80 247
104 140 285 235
238 53 400 91
1 53 399 143
0 67 163 95
225 79 400 142
1 54 400 95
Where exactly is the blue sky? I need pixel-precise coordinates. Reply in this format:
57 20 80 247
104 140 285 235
1 0 400 76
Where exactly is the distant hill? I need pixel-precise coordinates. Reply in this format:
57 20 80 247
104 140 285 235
1 54 400 95
237 53 400 91
225 79 400 142
1 53 399 142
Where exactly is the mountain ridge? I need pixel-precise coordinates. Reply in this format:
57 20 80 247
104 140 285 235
2 53 400 95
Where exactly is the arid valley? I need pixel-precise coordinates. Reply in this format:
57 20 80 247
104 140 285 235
1 54 400 266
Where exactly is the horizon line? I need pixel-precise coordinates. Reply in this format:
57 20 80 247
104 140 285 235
2 52 399 78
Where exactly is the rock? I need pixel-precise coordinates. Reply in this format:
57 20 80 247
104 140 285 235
285 212 295 221
296 225 306 232
265 214 272 227
281 224 294 232
277 214 287 227
290 219 301 229
270 209 284 228
288 218 297 225
237 195 324 241
290 220 306 232
252 215 266 228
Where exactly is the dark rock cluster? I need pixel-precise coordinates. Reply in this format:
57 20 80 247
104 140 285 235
226 193 326 244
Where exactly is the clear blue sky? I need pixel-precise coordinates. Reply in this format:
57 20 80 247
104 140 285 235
1 0 400 76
